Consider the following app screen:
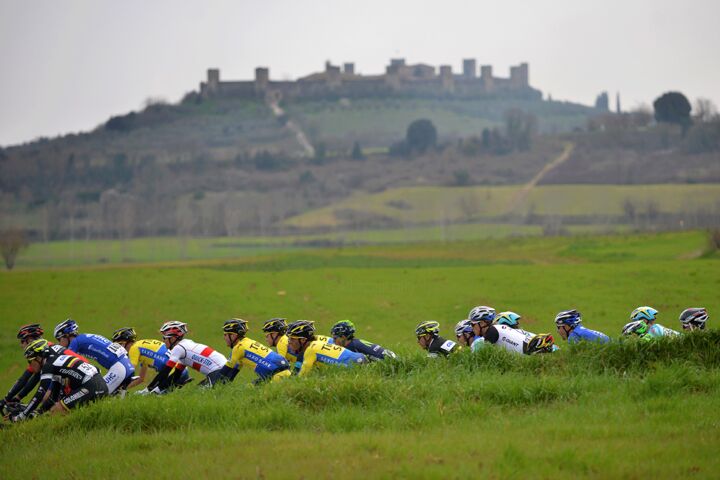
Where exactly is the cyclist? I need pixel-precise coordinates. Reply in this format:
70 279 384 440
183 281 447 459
621 320 652 340
263 317 333 371
2 324 87 414
679 308 708 331
630 306 680 338
467 305 496 351
330 320 396 361
454 320 475 347
53 319 135 394
554 309 610 344
145 321 227 392
286 320 367 375
415 321 459 357
110 327 190 389
218 318 291 383
494 311 535 341
10 339 108 421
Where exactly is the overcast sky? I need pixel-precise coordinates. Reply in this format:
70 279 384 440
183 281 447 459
1 0 718 147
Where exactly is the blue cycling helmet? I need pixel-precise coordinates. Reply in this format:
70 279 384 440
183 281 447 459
468 306 496 324
330 320 356 339
555 309 582 328
494 311 521 328
454 319 473 337
631 306 658 323
53 318 79 339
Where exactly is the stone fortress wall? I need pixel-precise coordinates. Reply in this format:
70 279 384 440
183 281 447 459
199 58 542 101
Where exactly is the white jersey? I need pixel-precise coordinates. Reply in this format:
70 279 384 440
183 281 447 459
490 324 527 354
168 339 226 375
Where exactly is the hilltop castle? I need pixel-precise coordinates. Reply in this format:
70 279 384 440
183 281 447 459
199 58 542 100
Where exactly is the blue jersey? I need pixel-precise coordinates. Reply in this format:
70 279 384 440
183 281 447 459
568 325 610 344
68 333 135 372
345 338 396 361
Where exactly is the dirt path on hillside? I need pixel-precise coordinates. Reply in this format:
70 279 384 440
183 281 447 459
267 98 315 157
507 141 575 213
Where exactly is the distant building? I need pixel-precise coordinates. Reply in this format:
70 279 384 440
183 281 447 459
199 58 542 101
595 91 610 111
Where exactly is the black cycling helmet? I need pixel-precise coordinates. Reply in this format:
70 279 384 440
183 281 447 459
330 320 356 339
286 320 316 339
17 323 44 341
111 327 137 343
262 317 288 334
223 318 249 335
415 321 440 337
24 339 51 361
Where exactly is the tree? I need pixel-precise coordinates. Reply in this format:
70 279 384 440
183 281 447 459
0 229 29 270
693 98 718 123
504 109 537 151
653 92 692 134
351 141 364 160
406 119 437 154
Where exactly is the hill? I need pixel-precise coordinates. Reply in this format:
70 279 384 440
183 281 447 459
1 91 719 240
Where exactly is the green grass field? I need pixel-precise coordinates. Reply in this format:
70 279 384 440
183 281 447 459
1 231 719 478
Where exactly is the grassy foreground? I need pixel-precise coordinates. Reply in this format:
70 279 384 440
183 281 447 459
1 231 719 478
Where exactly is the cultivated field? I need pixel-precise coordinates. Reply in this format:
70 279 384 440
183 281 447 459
283 184 720 228
1 231 719 478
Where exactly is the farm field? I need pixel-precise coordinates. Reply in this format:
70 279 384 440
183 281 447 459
283 183 720 228
1 231 719 478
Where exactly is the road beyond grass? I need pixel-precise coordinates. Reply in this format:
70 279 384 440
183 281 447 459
1 231 719 479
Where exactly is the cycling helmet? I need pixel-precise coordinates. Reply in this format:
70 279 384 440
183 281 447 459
262 318 287 334
679 308 708 330
159 321 188 338
630 306 658 323
468 306 496 323
112 327 137 343
286 320 316 339
223 318 249 335
53 318 79 339
17 323 44 341
330 320 356 338
454 319 473 337
494 311 521 328
415 321 440 337
555 309 582 328
622 320 649 337
24 339 51 360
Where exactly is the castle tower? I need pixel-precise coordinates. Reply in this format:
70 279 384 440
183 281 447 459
325 62 341 88
439 65 454 92
255 67 269 92
207 69 220 94
518 63 529 87
616 92 622 114
343 63 355 75
481 65 494 92
390 58 406 68
462 59 477 78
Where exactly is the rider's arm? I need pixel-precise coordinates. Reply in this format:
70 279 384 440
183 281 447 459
147 360 184 391
4 367 38 402
127 364 147 389
17 377 53 418
218 344 243 381
297 345 317 376
37 382 60 414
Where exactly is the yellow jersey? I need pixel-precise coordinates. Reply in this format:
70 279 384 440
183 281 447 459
225 336 289 380
298 340 367 376
127 339 170 372
277 334 333 365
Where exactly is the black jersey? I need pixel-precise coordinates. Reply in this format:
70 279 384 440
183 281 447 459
426 336 459 357
20 353 102 417
3 343 77 403
345 338 397 361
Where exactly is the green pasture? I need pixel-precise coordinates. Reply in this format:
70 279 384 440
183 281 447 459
283 183 720 228
1 231 719 478
287 97 594 146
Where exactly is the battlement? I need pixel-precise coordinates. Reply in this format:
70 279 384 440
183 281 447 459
199 58 540 100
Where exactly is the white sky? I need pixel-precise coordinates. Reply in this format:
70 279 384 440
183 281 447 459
1 0 718 146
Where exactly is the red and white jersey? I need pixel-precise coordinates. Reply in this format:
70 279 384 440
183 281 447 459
167 339 226 375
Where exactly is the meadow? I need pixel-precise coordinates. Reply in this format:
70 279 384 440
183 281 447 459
1 230 719 478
